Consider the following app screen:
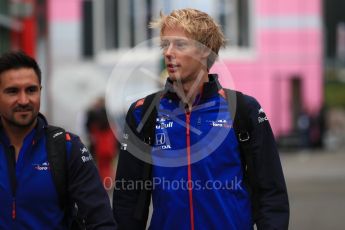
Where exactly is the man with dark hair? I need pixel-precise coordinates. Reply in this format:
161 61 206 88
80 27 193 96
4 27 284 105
0 51 117 229
0 51 42 83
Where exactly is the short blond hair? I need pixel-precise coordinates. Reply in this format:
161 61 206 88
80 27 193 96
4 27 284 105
150 8 226 69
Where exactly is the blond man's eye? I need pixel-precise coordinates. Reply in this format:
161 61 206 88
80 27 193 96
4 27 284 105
175 42 187 49
160 41 170 49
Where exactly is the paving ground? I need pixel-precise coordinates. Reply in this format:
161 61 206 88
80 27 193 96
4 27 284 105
281 148 345 230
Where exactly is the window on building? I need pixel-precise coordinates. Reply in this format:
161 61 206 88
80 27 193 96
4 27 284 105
218 0 251 47
83 0 252 56
0 0 10 54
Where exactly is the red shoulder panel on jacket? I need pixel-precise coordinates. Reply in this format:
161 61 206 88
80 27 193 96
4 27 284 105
65 133 71 141
135 98 145 108
218 89 226 99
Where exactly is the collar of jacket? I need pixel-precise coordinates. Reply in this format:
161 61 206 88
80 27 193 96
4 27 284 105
162 73 222 102
0 113 49 146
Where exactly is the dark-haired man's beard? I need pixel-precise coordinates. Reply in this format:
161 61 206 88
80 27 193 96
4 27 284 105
3 105 38 129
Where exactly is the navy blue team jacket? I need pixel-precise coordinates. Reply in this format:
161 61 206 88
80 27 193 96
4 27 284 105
0 114 117 229
113 75 289 230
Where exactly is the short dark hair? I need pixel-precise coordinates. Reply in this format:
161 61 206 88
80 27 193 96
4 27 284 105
0 51 42 84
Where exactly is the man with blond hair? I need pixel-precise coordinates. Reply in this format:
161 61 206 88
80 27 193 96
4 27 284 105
113 8 289 230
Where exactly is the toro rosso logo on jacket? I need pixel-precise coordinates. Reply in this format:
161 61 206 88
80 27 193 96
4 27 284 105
206 119 232 128
33 161 50 171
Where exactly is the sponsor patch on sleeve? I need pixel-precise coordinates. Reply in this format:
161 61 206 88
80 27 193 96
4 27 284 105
80 146 93 163
258 107 268 123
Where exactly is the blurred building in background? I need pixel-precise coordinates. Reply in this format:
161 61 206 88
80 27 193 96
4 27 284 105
323 0 345 150
0 0 50 113
1 0 326 148
75 0 324 146
0 0 48 57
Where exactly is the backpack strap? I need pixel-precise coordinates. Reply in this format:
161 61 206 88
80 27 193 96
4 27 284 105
46 126 88 230
46 125 68 211
133 91 162 220
224 89 260 221
137 91 163 146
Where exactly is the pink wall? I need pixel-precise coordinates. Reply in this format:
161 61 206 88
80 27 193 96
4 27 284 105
47 0 323 137
257 0 321 15
216 0 323 136
49 0 81 21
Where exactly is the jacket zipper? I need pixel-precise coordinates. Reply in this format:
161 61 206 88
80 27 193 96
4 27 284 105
6 146 17 221
12 198 16 220
186 111 195 230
